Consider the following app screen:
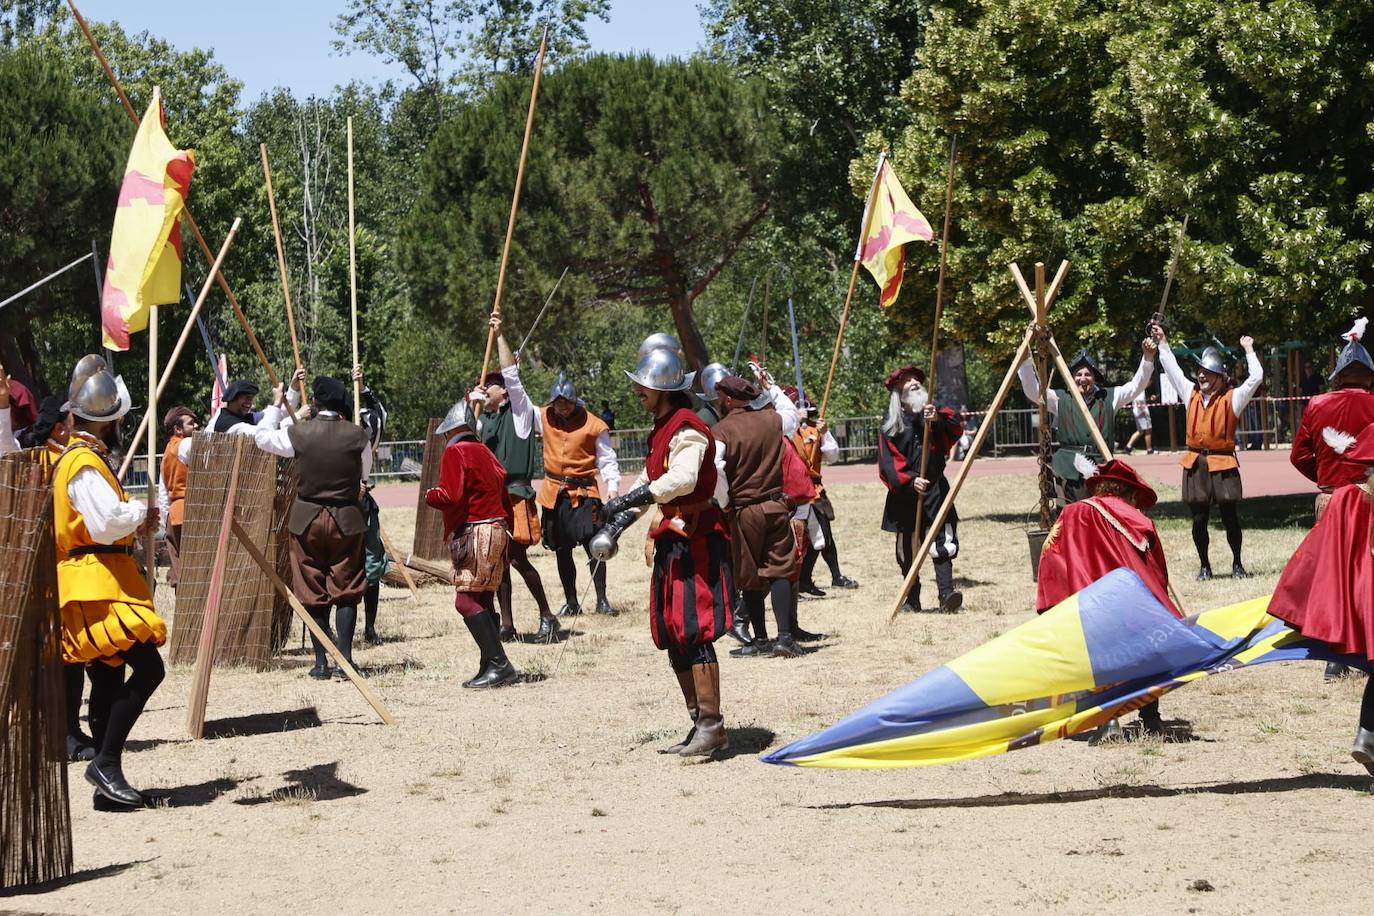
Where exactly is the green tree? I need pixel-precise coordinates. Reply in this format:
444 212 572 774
885 0 1374 372
0 42 124 393
400 53 778 371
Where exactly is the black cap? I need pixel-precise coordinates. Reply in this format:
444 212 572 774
223 379 259 402
17 395 64 449
312 376 348 413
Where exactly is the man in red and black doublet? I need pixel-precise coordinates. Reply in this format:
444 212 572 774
1269 420 1374 772
426 402 520 688
877 365 964 613
600 342 734 757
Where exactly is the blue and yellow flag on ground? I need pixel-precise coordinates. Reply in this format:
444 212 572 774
762 569 1366 769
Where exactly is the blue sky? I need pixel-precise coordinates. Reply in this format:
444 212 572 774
72 0 708 100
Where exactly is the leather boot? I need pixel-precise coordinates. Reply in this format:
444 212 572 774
1351 727 1374 776
935 560 962 614
1137 700 1165 737
532 616 561 644
679 663 727 757
660 669 698 754
462 611 519 688
727 614 752 646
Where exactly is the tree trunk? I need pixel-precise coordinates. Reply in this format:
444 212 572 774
669 291 710 372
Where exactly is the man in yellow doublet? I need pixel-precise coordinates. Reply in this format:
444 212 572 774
53 355 166 809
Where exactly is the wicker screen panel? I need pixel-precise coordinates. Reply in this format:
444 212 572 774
170 433 287 669
269 455 300 652
411 417 447 562
0 450 72 889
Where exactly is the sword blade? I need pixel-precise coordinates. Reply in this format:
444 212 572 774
515 265 571 357
1157 214 1190 317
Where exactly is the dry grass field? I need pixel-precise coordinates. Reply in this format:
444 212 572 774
10 469 1373 915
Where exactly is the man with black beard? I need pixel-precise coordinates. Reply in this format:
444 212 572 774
877 366 964 614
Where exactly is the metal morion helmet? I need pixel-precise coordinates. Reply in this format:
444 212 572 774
697 362 729 402
547 371 578 405
435 398 477 435
66 366 132 422
637 333 683 363
66 354 108 403
625 345 696 392
1193 347 1228 377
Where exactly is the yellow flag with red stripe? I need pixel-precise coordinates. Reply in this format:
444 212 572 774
100 87 195 351
859 159 932 308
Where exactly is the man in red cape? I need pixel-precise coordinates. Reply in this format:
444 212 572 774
1036 458 1176 735
1269 421 1374 773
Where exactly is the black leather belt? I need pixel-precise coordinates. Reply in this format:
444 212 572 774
68 544 135 557
1188 447 1235 457
548 473 597 487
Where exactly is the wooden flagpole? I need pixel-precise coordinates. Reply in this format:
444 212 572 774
819 151 886 421
346 117 362 424
68 0 291 417
476 24 550 389
118 218 243 481
185 436 245 738
908 136 959 550
232 519 395 725
260 143 308 405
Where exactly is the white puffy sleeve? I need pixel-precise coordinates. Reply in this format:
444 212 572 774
68 467 146 543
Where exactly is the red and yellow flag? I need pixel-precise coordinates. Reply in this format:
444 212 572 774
859 159 932 308
101 87 195 351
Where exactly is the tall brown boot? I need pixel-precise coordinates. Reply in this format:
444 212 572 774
660 669 698 754
679 662 727 757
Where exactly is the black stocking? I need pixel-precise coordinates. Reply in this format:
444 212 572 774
769 578 795 638
585 545 608 604
555 548 579 607
308 606 331 669
800 544 821 587
816 512 842 581
90 642 165 769
334 603 358 666
65 663 90 741
1361 678 1374 733
363 581 380 639
743 590 768 641
1218 502 1243 565
1189 504 1211 567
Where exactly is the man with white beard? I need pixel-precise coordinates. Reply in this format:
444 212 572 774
877 366 965 613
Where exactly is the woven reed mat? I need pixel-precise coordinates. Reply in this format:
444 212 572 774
0 450 72 889
410 417 447 564
170 432 297 669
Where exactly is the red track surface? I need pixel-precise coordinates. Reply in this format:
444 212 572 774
371 446 1313 508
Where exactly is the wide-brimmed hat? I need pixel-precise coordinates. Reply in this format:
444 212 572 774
883 365 925 391
1084 458 1158 510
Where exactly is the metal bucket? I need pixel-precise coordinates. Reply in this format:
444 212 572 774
1027 528 1049 581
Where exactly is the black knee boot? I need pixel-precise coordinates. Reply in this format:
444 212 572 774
363 581 381 644
462 610 517 688
334 603 358 670
769 579 802 657
87 643 164 808
934 560 962 614
65 663 95 761
308 606 332 678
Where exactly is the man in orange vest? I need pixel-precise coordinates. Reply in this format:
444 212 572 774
158 406 198 591
532 371 621 616
53 356 166 809
1152 322 1263 579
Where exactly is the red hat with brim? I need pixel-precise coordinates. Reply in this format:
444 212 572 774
1085 459 1158 510
884 365 925 391
1342 423 1374 465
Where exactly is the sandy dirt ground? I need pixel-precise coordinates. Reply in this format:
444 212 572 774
9 470 1373 915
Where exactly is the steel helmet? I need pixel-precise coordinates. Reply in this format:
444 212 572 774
547 371 578 405
66 368 132 422
625 346 695 392
637 333 683 362
697 362 729 402
1193 347 1228 377
435 398 477 435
